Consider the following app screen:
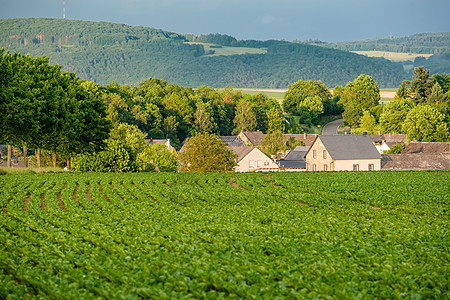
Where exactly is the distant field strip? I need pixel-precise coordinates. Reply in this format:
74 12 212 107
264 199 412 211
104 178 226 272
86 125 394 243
0 172 448 298
186 42 267 56
352 51 433 62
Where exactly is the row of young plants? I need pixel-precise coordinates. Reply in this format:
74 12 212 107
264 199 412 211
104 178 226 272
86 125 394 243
0 171 448 298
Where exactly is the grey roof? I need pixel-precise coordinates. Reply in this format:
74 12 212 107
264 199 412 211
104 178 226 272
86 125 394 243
293 146 310 152
277 160 306 169
221 136 245 146
319 135 382 160
284 149 308 161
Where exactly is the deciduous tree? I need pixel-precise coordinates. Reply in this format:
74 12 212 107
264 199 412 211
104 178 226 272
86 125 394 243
178 133 236 172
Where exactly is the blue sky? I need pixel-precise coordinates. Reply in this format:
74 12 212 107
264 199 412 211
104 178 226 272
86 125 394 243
1 0 449 42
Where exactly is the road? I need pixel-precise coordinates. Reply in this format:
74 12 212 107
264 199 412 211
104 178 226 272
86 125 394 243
322 119 343 135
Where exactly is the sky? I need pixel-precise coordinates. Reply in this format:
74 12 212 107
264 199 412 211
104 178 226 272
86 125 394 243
1 0 449 42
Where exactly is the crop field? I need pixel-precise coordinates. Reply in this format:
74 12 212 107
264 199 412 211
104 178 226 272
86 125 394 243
0 171 449 298
351 51 433 62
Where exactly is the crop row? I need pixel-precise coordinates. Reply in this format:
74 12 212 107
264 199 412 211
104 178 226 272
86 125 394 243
0 171 449 298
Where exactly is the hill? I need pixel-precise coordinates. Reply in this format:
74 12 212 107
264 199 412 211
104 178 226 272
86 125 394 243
0 18 408 88
311 32 450 75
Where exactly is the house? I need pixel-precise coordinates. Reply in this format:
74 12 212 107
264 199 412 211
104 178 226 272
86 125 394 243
370 133 408 154
228 146 279 172
238 131 318 147
238 131 266 146
305 135 382 171
146 138 174 152
276 146 309 171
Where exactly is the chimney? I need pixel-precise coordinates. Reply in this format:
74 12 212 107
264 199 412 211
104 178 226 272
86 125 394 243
363 131 368 136
303 133 307 139
378 131 381 135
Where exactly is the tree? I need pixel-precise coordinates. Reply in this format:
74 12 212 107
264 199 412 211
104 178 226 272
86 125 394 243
232 101 257 134
260 130 288 157
379 98 415 133
283 80 331 114
286 137 305 150
339 74 380 121
342 105 360 129
266 107 284 133
402 104 449 142
428 82 447 104
384 143 405 154
359 111 376 132
193 101 214 133
110 123 147 155
136 144 178 172
178 133 236 172
407 66 434 103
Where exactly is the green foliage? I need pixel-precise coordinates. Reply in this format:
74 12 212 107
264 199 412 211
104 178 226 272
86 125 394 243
260 130 288 157
0 18 408 88
110 123 147 154
72 139 137 172
379 98 415 133
233 101 257 134
359 111 376 131
0 172 448 298
407 67 434 103
402 104 450 142
178 133 237 172
286 136 305 149
136 144 178 172
384 143 406 154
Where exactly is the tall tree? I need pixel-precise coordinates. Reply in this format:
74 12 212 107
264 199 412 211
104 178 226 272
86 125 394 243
407 66 434 103
232 101 257 134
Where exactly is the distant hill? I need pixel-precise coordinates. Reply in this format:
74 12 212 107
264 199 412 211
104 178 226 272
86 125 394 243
0 18 409 88
310 32 450 75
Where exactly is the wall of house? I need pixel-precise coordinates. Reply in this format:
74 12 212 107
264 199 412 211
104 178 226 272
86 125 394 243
235 148 279 172
334 159 381 171
305 138 334 171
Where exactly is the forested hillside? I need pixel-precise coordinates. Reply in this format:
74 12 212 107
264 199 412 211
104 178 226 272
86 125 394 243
314 32 450 75
318 32 450 54
0 18 407 88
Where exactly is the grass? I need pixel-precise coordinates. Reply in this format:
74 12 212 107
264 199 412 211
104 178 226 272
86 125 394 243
351 51 433 62
185 42 267 56
0 166 66 175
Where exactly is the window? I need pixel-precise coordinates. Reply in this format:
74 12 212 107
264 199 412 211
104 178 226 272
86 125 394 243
312 164 316 171
257 160 262 168
249 160 254 168
353 164 359 171
313 150 317 158
323 150 327 159
323 164 328 171
368 164 374 171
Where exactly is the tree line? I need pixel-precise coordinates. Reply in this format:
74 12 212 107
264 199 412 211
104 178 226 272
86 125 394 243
0 18 407 88
2 50 448 173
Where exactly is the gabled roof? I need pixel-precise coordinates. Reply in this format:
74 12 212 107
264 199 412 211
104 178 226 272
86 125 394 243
220 136 245 146
310 135 382 160
241 131 266 146
403 142 450 154
370 134 407 144
227 146 255 162
382 153 450 170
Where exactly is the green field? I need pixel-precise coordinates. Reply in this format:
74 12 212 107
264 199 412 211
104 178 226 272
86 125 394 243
1 172 448 298
186 42 267 56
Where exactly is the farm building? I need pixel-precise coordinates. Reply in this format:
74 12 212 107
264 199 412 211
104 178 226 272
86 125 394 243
305 135 382 171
